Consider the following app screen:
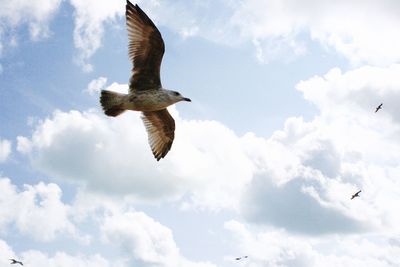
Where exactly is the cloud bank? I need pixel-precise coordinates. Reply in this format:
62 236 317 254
18 64 400 238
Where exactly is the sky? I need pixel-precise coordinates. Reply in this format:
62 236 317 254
1 0 400 266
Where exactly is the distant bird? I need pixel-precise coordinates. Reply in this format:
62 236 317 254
100 1 191 161
235 256 248 260
375 103 383 113
9 259 23 265
351 190 361 200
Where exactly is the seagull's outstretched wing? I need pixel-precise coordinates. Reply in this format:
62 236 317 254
126 1 165 92
351 190 361 199
375 103 383 112
142 109 175 160
9 259 23 265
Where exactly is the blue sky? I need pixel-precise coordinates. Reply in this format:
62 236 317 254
1 0 400 266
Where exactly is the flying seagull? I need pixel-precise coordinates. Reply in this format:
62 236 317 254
351 190 361 200
100 1 191 161
9 259 23 265
375 103 383 113
235 256 248 260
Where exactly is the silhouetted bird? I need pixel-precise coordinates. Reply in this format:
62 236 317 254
375 103 383 113
351 190 361 200
9 259 23 265
235 256 248 260
100 1 191 161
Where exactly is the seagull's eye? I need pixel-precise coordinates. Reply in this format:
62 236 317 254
174 92 180 96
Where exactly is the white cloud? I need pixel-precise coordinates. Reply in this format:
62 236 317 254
238 128 371 234
0 177 82 242
18 82 254 210
0 0 62 41
101 210 216 267
0 138 11 162
73 0 399 65
0 176 218 267
69 0 124 71
16 136 32 154
65 0 241 70
17 64 400 237
240 64 400 234
295 65 400 167
224 220 400 267
100 81 127 94
105 0 398 65
102 211 179 265
11 64 400 265
85 76 108 95
0 240 16 266
228 0 400 65
21 251 122 267
0 238 123 267
3 1 400 71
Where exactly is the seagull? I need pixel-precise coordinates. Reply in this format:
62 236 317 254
100 1 191 161
351 190 361 200
375 103 383 113
9 259 23 265
235 256 248 260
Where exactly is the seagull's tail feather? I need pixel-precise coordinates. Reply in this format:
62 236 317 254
100 90 126 117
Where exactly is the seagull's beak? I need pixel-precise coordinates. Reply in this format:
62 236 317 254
183 97 191 102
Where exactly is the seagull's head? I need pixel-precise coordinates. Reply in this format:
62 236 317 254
168 90 191 103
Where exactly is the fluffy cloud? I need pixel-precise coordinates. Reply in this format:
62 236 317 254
69 0 124 71
0 177 80 242
10 65 400 266
67 0 400 66
0 0 122 70
85 76 108 95
101 210 216 267
229 0 400 65
3 1 400 71
102 211 179 265
20 251 121 267
0 238 123 267
296 65 400 170
17 82 254 210
0 138 11 162
224 220 400 267
237 124 372 234
241 64 400 233
18 64 400 237
0 0 62 41
66 0 218 71
0 177 218 267
242 174 365 235
0 240 15 266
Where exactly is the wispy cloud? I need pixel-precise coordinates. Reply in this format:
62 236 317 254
69 0 124 71
0 138 11 162
0 0 62 44
85 76 108 95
